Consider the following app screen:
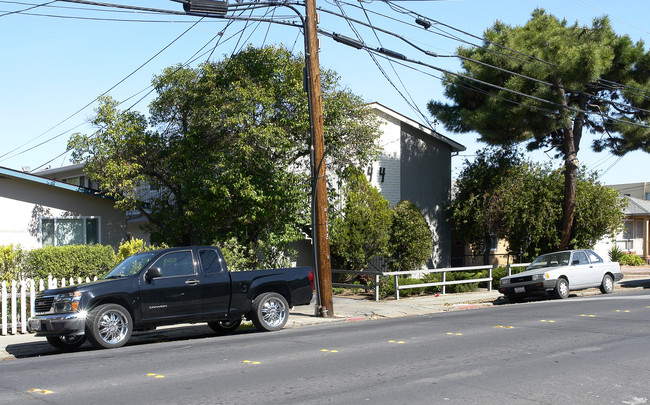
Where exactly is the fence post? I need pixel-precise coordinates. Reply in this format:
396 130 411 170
1 281 6 336
30 279 35 323
48 274 53 289
442 271 446 295
20 281 27 333
374 274 379 301
11 282 17 335
488 266 494 292
507 263 512 277
394 275 400 301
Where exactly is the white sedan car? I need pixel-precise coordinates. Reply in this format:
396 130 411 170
498 249 623 300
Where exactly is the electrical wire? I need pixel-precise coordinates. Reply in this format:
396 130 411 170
0 0 55 17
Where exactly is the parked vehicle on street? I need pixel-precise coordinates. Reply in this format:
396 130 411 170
28 246 314 350
498 249 623 301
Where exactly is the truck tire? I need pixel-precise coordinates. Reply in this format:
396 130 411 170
85 304 132 349
250 292 289 332
46 335 86 351
208 318 242 335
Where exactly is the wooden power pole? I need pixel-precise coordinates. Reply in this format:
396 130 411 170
304 0 333 317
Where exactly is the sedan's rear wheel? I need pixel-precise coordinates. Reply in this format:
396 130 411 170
554 278 570 299
600 274 614 294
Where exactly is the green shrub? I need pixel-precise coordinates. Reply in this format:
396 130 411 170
376 274 442 299
445 270 484 293
0 245 25 282
24 245 116 281
389 201 433 271
491 266 508 289
115 238 163 264
609 245 625 262
618 253 645 266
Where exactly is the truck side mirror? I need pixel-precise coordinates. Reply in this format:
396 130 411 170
145 267 162 283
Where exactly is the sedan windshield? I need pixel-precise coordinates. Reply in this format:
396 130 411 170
527 252 571 270
103 251 159 279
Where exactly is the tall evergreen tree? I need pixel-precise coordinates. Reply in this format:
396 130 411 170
429 9 650 250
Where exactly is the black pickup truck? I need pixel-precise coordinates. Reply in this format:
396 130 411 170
28 246 314 350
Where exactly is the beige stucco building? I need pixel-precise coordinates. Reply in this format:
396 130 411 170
0 166 125 250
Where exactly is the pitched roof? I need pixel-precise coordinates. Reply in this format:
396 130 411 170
624 196 650 216
368 102 466 153
0 166 106 198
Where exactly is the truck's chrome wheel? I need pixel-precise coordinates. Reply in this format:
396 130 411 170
261 297 286 328
86 304 132 349
250 292 289 332
98 310 130 344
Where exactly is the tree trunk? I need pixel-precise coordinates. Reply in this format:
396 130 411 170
558 90 587 250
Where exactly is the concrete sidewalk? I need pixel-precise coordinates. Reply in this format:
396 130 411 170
2 271 647 362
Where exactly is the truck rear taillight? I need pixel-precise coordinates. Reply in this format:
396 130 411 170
309 270 315 291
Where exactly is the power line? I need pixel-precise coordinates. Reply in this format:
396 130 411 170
3 15 206 165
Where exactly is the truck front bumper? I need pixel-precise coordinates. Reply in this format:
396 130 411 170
28 313 86 336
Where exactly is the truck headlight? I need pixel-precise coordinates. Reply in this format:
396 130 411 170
54 291 83 312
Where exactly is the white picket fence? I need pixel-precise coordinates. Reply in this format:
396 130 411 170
0 275 98 336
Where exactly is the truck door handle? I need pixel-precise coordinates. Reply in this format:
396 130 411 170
185 279 200 286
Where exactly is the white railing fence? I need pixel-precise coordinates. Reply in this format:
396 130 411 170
333 262 532 301
1 276 98 336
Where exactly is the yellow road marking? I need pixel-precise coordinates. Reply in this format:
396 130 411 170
29 389 53 395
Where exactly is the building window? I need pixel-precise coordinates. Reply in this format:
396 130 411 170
41 217 100 246
616 220 643 252
61 176 87 187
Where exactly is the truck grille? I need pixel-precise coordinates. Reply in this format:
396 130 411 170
35 296 55 314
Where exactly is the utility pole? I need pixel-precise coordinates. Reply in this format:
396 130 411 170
304 0 333 317
181 0 334 316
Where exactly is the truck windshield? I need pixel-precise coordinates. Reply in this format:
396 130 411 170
527 252 571 270
103 252 159 279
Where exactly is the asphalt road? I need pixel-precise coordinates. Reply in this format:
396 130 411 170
1 290 649 404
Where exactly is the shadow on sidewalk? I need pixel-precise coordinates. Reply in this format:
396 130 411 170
619 278 650 289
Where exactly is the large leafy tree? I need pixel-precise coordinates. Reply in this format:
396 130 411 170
450 147 524 264
494 163 626 260
429 9 650 250
68 45 380 254
452 148 626 261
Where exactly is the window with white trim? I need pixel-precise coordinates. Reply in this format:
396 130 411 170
41 217 100 246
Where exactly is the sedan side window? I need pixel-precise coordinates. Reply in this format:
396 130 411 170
587 250 603 264
151 251 195 277
571 251 589 266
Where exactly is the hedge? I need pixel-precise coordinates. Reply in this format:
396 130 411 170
23 245 116 281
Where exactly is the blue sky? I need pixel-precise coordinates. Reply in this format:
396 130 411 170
1 0 649 185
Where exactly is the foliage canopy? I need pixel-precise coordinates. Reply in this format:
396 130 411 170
68 46 380 256
429 9 650 249
451 148 626 261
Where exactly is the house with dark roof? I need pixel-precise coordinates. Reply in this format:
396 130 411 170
0 166 125 249
364 103 466 268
